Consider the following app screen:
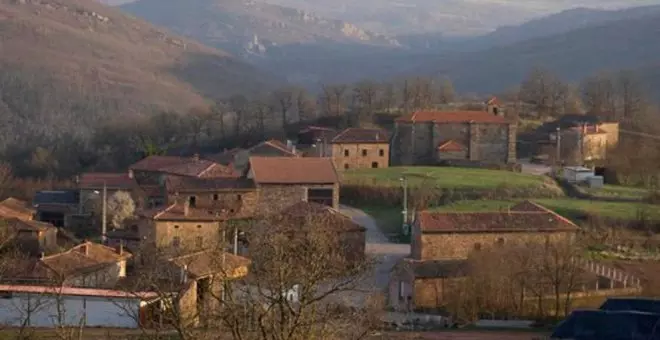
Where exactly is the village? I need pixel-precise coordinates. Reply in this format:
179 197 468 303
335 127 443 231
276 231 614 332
0 97 658 339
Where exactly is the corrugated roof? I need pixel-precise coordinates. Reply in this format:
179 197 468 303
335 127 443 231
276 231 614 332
396 111 509 124
0 284 157 299
331 128 389 144
249 157 339 184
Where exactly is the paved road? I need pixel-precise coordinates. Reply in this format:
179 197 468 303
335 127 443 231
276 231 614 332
339 205 410 307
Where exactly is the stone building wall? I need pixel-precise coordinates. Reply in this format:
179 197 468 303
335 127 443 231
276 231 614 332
139 219 223 250
413 277 465 311
392 121 516 165
330 143 389 171
415 231 575 260
253 184 339 215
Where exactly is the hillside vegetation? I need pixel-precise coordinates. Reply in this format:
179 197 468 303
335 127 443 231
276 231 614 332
0 0 277 149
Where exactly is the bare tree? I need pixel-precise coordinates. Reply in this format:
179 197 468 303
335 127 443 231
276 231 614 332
581 72 617 119
321 84 348 118
437 77 456 105
272 88 295 129
228 95 250 138
520 67 567 117
0 162 13 200
352 80 380 122
616 70 646 121
379 82 396 113
187 106 213 148
106 191 136 229
295 88 316 123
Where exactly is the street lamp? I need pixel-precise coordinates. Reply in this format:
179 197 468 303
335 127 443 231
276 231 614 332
80 182 107 244
399 176 409 236
555 127 561 167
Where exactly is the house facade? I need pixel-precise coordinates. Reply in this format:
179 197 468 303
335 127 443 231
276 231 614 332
206 139 301 174
330 128 389 170
391 103 516 166
247 157 340 215
388 201 578 312
534 115 620 165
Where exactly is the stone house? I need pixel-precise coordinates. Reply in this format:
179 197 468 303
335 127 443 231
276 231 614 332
260 202 366 263
388 201 579 312
30 241 132 288
163 175 257 217
136 201 230 251
0 218 59 256
390 103 516 165
534 114 620 165
32 190 80 228
247 157 340 215
329 128 389 170
206 139 301 174
297 126 339 157
127 155 238 208
0 198 36 221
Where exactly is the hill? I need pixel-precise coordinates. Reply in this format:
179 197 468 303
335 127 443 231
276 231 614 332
119 0 399 60
407 10 660 96
0 0 278 148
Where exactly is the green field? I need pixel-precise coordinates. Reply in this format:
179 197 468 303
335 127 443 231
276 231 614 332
342 167 560 191
434 199 660 221
582 184 651 200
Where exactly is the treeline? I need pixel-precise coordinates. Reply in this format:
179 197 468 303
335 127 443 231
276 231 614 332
1 67 659 182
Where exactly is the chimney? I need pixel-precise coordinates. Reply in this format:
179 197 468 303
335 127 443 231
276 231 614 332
582 124 587 135
40 252 45 259
183 199 190 216
116 242 124 256
192 153 200 161
127 169 134 179
291 145 296 154
78 244 89 256
286 140 293 149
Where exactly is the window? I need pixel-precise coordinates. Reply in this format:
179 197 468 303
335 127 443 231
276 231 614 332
172 237 181 248
379 149 385 157
213 194 219 201
344 149 349 157
174 225 180 229
362 149 367 156
237 194 242 200
371 162 379 168
197 225 202 229
196 236 203 248
496 238 505 246
188 196 197 208
474 243 482 251
344 164 349 170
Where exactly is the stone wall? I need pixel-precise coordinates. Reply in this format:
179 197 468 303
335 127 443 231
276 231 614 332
416 231 575 260
392 121 515 165
167 190 258 215
139 219 223 250
253 184 339 216
331 143 389 170
413 277 465 311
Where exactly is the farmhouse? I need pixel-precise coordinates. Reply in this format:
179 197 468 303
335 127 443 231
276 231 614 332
247 157 340 214
390 101 516 165
206 139 301 173
388 201 579 312
0 198 35 221
330 128 389 170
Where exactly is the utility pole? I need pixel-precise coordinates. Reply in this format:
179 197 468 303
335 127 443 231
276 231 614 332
555 127 561 167
400 176 409 236
233 224 238 255
101 181 107 244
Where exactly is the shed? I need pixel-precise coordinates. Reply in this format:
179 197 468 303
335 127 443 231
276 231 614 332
563 166 594 183
0 285 159 328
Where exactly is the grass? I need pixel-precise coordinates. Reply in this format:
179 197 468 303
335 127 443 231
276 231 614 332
359 205 409 243
342 167 558 191
582 184 651 200
433 199 660 221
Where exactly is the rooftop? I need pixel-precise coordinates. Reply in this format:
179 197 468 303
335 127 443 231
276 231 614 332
331 128 389 144
0 284 157 300
40 241 131 278
248 157 339 185
276 202 366 232
417 201 578 234
169 250 250 279
436 140 466 152
396 110 509 124
78 172 136 189
0 198 35 221
139 202 236 221
164 175 255 193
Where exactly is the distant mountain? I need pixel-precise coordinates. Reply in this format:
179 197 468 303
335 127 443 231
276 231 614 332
119 0 399 60
408 10 660 97
0 0 278 147
258 0 660 36
456 5 660 51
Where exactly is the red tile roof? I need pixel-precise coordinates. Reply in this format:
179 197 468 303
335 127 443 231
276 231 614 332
396 111 509 124
139 202 234 221
436 140 466 152
78 173 136 189
164 175 254 193
0 198 35 221
129 156 187 172
278 202 366 232
417 204 578 234
249 157 339 184
262 139 301 157
3 218 56 232
0 284 157 299
169 250 250 279
331 128 389 144
510 200 551 213
486 97 500 106
299 126 336 133
40 241 131 277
